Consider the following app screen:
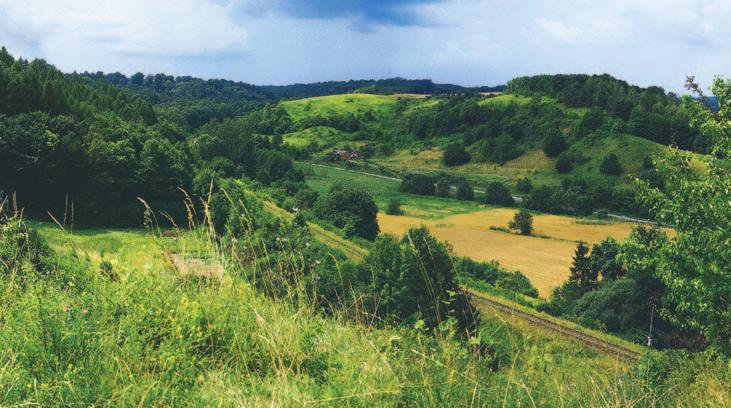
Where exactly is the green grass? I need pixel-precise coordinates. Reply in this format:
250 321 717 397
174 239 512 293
2 214 727 405
301 163 487 219
372 131 687 193
281 93 404 122
282 126 349 148
30 222 170 275
463 280 645 355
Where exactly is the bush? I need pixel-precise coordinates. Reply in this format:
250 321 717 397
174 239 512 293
435 177 451 197
315 184 380 241
516 177 533 193
456 182 474 201
508 209 533 235
483 181 514 206
359 228 478 331
542 131 567 157
386 199 403 215
599 153 622 176
442 142 471 166
399 173 435 196
526 186 557 213
555 152 573 173
479 134 522 164
456 257 539 298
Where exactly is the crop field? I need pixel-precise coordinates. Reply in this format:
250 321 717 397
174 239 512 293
302 164 666 297
378 208 654 297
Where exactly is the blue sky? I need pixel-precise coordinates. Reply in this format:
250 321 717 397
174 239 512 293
0 0 729 92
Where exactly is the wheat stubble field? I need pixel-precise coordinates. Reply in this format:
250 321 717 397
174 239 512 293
378 208 664 297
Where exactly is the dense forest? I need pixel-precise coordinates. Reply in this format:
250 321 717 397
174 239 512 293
507 74 709 152
0 47 302 225
260 78 504 99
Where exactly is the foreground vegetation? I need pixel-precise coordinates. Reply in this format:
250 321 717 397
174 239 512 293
2 201 728 406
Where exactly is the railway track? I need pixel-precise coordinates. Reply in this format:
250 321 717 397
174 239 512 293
470 293 641 360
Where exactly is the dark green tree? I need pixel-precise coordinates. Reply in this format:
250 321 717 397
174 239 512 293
442 142 471 166
435 177 451 197
516 177 533 193
569 241 596 291
386 199 402 215
315 184 380 241
399 173 435 196
483 181 514 206
542 131 567 157
456 182 474 201
508 209 533 235
600 153 622 176
555 152 573 173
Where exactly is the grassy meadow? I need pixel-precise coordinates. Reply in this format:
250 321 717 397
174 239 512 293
302 163 487 218
281 93 410 122
4 218 724 406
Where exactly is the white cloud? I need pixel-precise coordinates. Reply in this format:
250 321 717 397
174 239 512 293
0 0 728 92
0 0 247 65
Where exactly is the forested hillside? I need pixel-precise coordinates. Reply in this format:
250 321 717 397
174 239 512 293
260 77 504 99
268 80 706 219
0 47 302 225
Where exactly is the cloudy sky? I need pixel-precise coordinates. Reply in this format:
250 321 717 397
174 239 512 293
0 0 729 92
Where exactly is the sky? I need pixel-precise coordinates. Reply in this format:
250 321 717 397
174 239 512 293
0 0 729 92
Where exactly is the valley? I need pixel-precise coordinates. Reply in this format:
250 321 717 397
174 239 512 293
0 41 728 406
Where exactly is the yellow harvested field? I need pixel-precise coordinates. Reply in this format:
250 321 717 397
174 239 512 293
378 208 666 298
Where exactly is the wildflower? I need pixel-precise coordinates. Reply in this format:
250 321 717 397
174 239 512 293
81 309 89 316
292 207 300 212
305 242 310 248
63 305 72 313
315 260 321 265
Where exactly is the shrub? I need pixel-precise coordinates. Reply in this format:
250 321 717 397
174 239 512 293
359 227 478 331
456 182 474 201
456 257 538 298
526 186 557 212
479 134 521 164
555 152 573 173
435 177 451 197
542 131 567 157
399 173 435 196
483 181 514 206
599 153 622 176
386 199 403 215
442 142 471 166
508 209 533 235
516 177 533 193
315 184 380 241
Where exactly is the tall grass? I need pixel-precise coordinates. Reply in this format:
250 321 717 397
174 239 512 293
0 193 727 406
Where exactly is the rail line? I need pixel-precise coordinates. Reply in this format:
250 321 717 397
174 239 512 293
470 293 641 360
